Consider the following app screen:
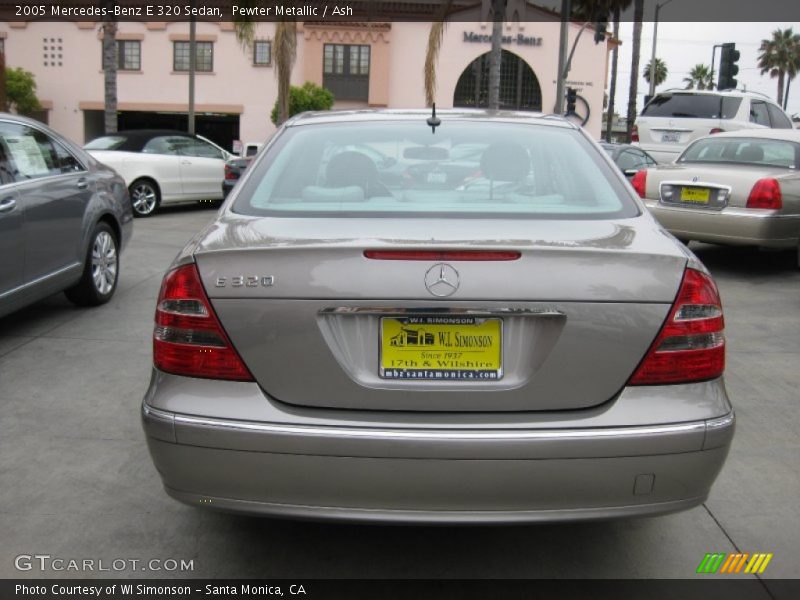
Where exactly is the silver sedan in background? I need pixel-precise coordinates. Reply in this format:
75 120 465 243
632 129 800 266
0 114 132 319
142 110 734 523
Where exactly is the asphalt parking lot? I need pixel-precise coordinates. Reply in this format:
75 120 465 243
1 204 798 589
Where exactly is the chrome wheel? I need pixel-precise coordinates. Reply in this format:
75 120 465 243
130 181 158 216
91 231 118 295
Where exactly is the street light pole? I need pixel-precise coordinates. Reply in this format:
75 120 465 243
554 0 571 114
648 0 675 100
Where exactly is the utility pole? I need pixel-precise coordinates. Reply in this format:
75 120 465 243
554 0 571 114
647 0 674 100
188 5 196 135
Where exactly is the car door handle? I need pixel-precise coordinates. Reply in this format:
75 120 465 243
0 196 16 213
77 178 89 190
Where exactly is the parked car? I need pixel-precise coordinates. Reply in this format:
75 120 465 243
142 109 734 523
599 141 658 179
0 114 132 318
632 129 800 266
85 130 233 217
222 156 252 198
634 90 794 163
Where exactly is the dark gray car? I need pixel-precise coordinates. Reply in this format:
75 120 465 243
0 114 133 318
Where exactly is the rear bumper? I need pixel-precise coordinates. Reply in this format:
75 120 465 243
644 200 800 248
142 373 735 523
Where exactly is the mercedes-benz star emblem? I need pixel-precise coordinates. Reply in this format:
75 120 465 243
424 263 460 297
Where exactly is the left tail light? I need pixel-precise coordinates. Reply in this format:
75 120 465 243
746 178 782 210
631 169 647 198
224 164 237 180
153 264 254 381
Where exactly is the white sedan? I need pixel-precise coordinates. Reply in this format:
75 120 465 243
85 130 233 217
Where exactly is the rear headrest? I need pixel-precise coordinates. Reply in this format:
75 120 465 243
326 151 379 188
480 142 529 182
739 144 764 162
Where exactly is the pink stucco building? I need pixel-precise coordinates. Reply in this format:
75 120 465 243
1 1 613 150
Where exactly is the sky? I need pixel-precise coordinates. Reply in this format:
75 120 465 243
611 21 800 118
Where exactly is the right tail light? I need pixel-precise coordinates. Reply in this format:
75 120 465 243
629 268 725 385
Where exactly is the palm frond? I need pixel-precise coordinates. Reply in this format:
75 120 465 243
423 0 453 107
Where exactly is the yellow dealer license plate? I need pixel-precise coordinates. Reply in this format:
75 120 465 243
380 316 502 381
680 187 711 203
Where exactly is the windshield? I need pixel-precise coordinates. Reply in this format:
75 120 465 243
232 121 637 219
642 94 742 119
678 137 799 169
84 136 127 150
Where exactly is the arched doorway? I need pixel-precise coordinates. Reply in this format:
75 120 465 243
453 50 542 111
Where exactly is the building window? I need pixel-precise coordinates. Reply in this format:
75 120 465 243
323 44 370 101
42 39 63 67
117 40 140 70
173 41 213 72
253 40 271 66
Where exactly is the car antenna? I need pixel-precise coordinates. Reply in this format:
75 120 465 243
427 104 441 133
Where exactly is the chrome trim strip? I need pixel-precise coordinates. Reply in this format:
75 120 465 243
169 412 707 441
318 307 565 318
0 262 82 300
706 413 735 431
142 404 175 422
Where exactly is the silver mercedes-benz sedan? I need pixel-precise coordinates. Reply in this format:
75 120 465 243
142 110 734 523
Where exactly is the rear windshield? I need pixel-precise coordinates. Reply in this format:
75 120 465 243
232 121 637 219
678 137 799 169
642 94 743 119
84 136 127 150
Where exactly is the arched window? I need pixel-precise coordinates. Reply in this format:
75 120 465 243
453 50 542 111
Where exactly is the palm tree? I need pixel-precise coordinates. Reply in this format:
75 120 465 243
101 1 117 134
487 0 505 110
683 64 714 90
625 0 643 143
643 57 668 89
234 16 297 125
424 1 453 107
758 27 800 109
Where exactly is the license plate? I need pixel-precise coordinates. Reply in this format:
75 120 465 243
661 132 681 143
427 171 447 184
680 187 711 203
380 316 502 381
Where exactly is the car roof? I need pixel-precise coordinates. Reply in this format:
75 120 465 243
286 109 577 130
89 129 196 152
704 129 800 142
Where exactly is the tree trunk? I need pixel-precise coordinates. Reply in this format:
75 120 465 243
0 51 6 113
605 8 620 142
101 17 118 134
777 72 785 108
487 0 505 110
784 75 792 110
625 0 643 143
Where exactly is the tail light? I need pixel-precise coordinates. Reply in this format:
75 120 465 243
224 164 237 180
746 178 782 210
631 169 647 198
153 264 253 381
709 128 725 134
629 268 724 385
631 124 639 143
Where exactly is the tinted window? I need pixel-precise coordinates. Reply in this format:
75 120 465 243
142 136 187 155
84 136 127 150
679 137 798 169
642 94 742 119
766 103 793 129
51 140 84 173
750 101 770 126
616 149 650 171
233 122 638 219
182 138 224 159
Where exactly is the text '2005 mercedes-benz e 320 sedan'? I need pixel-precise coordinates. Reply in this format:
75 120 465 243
142 110 734 524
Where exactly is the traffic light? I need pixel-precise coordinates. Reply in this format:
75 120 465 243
566 88 577 115
718 43 740 90
594 17 608 44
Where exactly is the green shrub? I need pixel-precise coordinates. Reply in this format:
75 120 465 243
270 82 334 125
5 67 42 114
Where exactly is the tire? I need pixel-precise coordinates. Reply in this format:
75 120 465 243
64 222 119 306
129 178 160 217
